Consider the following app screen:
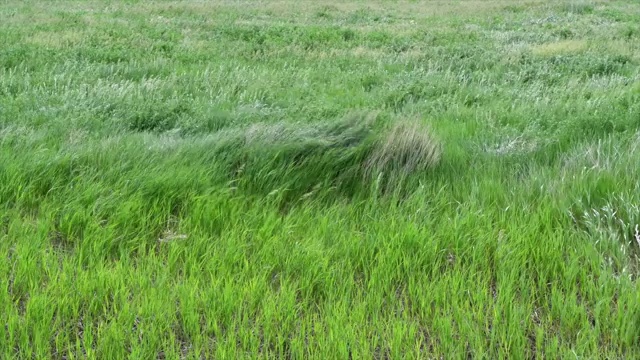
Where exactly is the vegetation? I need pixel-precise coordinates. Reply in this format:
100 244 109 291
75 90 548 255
1 0 640 358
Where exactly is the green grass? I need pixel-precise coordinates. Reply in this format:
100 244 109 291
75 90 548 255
2 0 640 358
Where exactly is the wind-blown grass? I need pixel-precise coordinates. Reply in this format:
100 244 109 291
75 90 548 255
1 0 640 358
194 112 442 201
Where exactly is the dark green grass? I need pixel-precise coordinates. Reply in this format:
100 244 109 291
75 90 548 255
1 0 640 358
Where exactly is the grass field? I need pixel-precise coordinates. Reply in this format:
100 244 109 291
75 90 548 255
2 0 640 358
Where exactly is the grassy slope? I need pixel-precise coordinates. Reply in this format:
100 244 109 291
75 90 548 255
1 0 640 358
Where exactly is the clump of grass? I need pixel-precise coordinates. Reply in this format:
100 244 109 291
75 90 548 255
364 120 441 190
202 113 441 201
200 112 377 201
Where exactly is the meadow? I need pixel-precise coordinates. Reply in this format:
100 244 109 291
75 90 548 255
1 0 640 358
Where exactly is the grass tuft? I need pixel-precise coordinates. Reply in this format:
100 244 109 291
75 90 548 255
204 112 442 201
365 120 441 187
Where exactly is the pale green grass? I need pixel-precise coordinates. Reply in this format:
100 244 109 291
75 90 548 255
1 0 640 358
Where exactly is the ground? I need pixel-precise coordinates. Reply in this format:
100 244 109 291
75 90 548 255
1 0 640 358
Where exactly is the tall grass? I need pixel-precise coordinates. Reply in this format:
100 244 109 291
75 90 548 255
1 0 640 358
